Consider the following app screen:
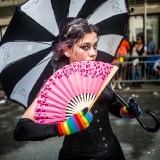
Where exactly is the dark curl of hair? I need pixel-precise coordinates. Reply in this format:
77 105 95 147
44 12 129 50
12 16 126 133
51 17 99 71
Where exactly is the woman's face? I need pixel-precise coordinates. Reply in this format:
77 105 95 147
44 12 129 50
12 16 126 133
137 37 142 44
64 32 98 63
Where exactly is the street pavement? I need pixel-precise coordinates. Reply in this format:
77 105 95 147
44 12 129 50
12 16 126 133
0 84 160 160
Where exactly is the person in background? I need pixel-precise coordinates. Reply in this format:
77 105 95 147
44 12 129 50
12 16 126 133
147 37 155 55
13 18 141 160
112 38 130 90
153 59 160 79
0 82 7 105
120 38 131 88
146 37 156 79
120 38 130 54
131 36 147 88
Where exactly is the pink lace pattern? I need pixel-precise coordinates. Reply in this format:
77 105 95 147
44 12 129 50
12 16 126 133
34 61 114 124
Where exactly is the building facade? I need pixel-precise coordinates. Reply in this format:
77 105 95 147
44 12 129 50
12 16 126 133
0 0 26 40
0 0 160 51
129 0 160 52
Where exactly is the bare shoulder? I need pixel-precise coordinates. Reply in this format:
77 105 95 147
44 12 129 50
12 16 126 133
21 98 38 121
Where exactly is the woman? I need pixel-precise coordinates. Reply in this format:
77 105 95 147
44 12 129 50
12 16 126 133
13 18 141 160
131 36 147 88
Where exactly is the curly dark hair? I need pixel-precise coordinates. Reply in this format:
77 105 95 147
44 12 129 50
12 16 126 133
51 17 99 71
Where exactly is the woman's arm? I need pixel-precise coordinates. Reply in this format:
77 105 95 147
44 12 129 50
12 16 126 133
108 95 123 118
108 93 142 119
21 98 37 121
13 98 60 141
13 118 60 141
13 98 93 141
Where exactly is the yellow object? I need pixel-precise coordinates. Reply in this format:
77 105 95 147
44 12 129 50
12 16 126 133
120 57 124 62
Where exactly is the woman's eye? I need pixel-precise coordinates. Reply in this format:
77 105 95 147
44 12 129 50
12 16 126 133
80 45 89 50
94 44 98 50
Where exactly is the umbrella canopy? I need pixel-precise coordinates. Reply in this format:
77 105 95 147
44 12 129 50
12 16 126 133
0 0 130 108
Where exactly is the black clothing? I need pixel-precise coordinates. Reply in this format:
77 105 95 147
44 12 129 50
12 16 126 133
59 86 125 159
137 45 146 78
13 118 60 141
136 45 144 62
58 138 125 160
13 85 125 159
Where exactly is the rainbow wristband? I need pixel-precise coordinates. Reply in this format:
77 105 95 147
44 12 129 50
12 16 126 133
120 106 136 119
58 110 92 136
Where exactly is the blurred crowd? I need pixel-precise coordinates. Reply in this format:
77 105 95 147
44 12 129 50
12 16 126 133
112 36 160 90
0 82 7 105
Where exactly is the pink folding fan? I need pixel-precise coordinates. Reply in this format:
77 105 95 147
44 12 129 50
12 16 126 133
34 61 118 124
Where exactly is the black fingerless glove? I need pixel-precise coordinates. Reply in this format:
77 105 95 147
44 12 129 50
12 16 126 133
120 98 142 119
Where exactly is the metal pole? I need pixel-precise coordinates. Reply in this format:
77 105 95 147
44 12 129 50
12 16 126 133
144 0 147 45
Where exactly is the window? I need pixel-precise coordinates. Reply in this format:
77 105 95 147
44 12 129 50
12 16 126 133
128 0 160 4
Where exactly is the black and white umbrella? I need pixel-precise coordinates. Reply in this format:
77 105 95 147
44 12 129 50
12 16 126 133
0 0 130 108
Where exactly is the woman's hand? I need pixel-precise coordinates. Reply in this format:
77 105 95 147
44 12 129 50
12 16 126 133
58 108 93 136
120 98 142 119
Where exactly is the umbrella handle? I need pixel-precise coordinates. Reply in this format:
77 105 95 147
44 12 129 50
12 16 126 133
136 110 160 133
107 85 160 133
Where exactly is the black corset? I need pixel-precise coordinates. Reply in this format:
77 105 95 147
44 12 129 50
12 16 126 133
62 86 119 157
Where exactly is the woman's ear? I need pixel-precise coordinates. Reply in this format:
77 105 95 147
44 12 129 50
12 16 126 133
63 48 71 58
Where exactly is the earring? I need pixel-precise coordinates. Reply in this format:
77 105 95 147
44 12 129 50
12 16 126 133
66 54 70 57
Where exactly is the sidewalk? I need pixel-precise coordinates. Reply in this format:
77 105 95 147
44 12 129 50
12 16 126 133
115 82 160 93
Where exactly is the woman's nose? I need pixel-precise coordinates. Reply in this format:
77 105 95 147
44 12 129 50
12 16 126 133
88 48 97 57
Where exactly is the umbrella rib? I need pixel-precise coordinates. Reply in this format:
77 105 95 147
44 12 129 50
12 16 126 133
36 56 52 66
86 1 107 19
12 40 53 46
